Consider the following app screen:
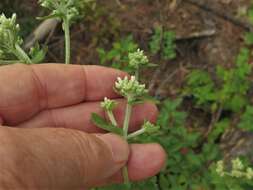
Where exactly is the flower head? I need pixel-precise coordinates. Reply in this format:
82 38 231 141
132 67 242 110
142 121 160 134
0 14 22 56
231 170 244 178
39 0 95 23
246 167 253 180
101 97 117 111
128 49 149 69
216 160 225 177
232 158 244 171
115 76 148 101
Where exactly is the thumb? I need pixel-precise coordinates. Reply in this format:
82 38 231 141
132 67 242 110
0 127 129 189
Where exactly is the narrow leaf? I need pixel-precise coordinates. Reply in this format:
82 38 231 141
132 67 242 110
91 113 123 135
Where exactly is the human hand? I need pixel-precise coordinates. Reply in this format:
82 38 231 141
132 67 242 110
0 64 166 189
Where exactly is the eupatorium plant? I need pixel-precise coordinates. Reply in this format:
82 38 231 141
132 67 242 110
39 0 95 64
92 49 160 187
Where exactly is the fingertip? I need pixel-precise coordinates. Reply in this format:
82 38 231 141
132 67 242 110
128 143 167 181
107 143 167 184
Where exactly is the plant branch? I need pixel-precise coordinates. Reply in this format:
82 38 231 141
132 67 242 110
204 104 223 139
122 166 130 185
14 44 32 64
123 102 132 139
107 110 118 127
127 128 146 140
63 19 71 64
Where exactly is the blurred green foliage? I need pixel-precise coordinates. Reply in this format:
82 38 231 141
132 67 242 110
149 26 176 60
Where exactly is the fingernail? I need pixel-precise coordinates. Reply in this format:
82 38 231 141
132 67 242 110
97 134 129 163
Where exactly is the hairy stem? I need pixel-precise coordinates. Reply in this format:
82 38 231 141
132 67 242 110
127 128 146 140
14 44 32 64
123 102 132 139
135 68 139 80
123 166 130 185
63 19 71 64
107 110 118 126
122 99 133 186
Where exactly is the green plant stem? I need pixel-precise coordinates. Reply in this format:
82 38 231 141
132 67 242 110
123 166 130 185
0 60 24 65
107 110 118 126
63 19 71 64
122 99 133 186
135 68 139 80
123 102 132 139
14 44 32 64
127 128 146 140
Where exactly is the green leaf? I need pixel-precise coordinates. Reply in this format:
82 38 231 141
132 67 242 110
91 113 123 135
149 26 163 55
245 32 253 45
248 7 253 24
238 106 253 131
208 119 229 143
162 31 176 60
29 44 47 64
144 125 160 134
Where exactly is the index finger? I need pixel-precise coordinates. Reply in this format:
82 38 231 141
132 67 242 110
0 64 126 125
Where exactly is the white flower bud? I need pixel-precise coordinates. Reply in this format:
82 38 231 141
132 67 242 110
101 97 117 111
0 13 22 56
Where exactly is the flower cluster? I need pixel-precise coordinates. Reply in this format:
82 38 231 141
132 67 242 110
115 76 148 101
0 14 22 58
216 161 225 177
128 49 149 69
101 97 117 111
39 0 95 23
215 158 253 180
142 121 160 134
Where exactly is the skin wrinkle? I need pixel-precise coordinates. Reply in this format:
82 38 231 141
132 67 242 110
68 130 91 186
48 109 65 128
74 133 107 185
20 130 56 189
16 99 158 133
30 65 49 110
81 66 88 103
0 128 37 189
